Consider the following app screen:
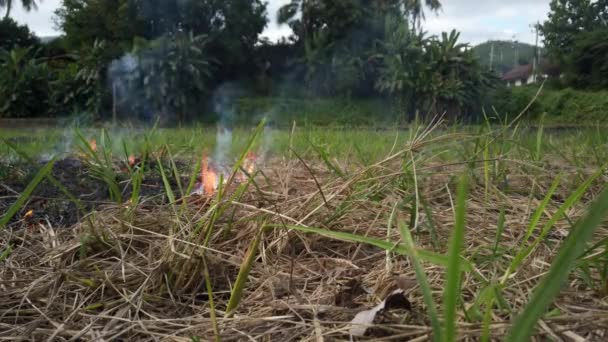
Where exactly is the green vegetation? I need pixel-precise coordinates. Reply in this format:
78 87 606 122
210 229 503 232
2 122 606 340
541 0 608 88
492 86 608 124
0 0 606 124
0 0 502 122
1 0 608 339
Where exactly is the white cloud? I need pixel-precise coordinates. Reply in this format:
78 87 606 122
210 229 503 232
10 0 61 37
424 0 550 45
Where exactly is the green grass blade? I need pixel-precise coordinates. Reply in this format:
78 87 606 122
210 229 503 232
501 176 560 283
493 208 506 256
506 188 608 342
398 221 441 342
504 171 600 283
386 202 398 271
156 157 177 215
225 225 264 318
309 138 345 178
265 224 472 270
74 129 101 164
535 114 545 161
166 146 184 198
0 158 56 229
523 176 561 242
0 244 13 262
420 193 439 250
480 289 495 342
443 174 469 342
201 257 220 342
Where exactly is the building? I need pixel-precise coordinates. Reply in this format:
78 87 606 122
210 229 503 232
502 64 535 87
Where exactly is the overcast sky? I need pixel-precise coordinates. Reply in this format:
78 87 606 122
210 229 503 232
11 0 550 45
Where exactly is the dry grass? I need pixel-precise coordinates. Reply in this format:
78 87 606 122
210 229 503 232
1 128 608 341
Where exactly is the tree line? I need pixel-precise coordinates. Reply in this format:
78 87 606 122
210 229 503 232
0 0 606 122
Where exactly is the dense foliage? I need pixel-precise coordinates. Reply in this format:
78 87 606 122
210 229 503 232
0 47 50 117
0 17 39 50
0 0 605 122
541 0 608 89
492 86 608 123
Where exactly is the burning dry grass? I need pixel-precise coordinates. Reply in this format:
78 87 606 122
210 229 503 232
1 127 608 341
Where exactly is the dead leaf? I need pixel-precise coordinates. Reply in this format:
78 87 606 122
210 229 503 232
348 289 411 338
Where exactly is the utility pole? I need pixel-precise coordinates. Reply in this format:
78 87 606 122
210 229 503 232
534 21 540 82
500 45 503 64
529 22 541 82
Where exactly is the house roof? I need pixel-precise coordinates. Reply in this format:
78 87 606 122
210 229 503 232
502 64 533 81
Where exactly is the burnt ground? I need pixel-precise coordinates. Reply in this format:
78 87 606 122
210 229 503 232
0 156 188 228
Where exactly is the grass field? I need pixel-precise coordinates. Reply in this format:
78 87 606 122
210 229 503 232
1 119 607 341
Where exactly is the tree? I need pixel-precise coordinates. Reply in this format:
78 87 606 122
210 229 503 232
0 17 39 50
55 0 138 55
566 29 608 88
0 47 51 117
541 0 608 88
375 15 495 120
540 0 608 64
278 0 441 43
276 1 442 97
0 0 37 19
114 33 215 122
404 0 442 28
56 0 268 81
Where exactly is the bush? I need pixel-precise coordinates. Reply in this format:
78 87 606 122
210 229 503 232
233 97 397 127
0 18 40 51
490 86 608 124
0 48 52 118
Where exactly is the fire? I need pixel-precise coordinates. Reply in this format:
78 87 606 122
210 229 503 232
128 155 140 168
192 152 258 197
89 139 97 152
24 209 34 219
201 155 218 195
244 152 257 175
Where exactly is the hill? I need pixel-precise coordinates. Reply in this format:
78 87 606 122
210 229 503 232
40 36 60 44
473 40 542 75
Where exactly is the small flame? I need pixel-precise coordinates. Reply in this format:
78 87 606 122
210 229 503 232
89 139 97 152
128 155 137 167
193 152 258 197
244 152 257 175
24 209 34 219
201 154 218 195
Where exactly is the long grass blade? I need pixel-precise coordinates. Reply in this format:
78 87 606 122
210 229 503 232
225 225 264 318
443 174 469 342
266 224 473 270
506 188 608 342
398 221 441 342
503 171 600 283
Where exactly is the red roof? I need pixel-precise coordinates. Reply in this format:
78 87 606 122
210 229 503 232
502 64 533 81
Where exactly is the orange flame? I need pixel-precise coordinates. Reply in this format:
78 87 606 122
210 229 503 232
245 152 257 174
89 139 97 152
24 209 34 219
201 154 218 195
128 155 137 167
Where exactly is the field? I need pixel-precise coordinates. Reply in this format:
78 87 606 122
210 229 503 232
1 119 608 341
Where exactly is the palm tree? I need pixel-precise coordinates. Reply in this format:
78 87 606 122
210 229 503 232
404 0 442 28
0 0 38 19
